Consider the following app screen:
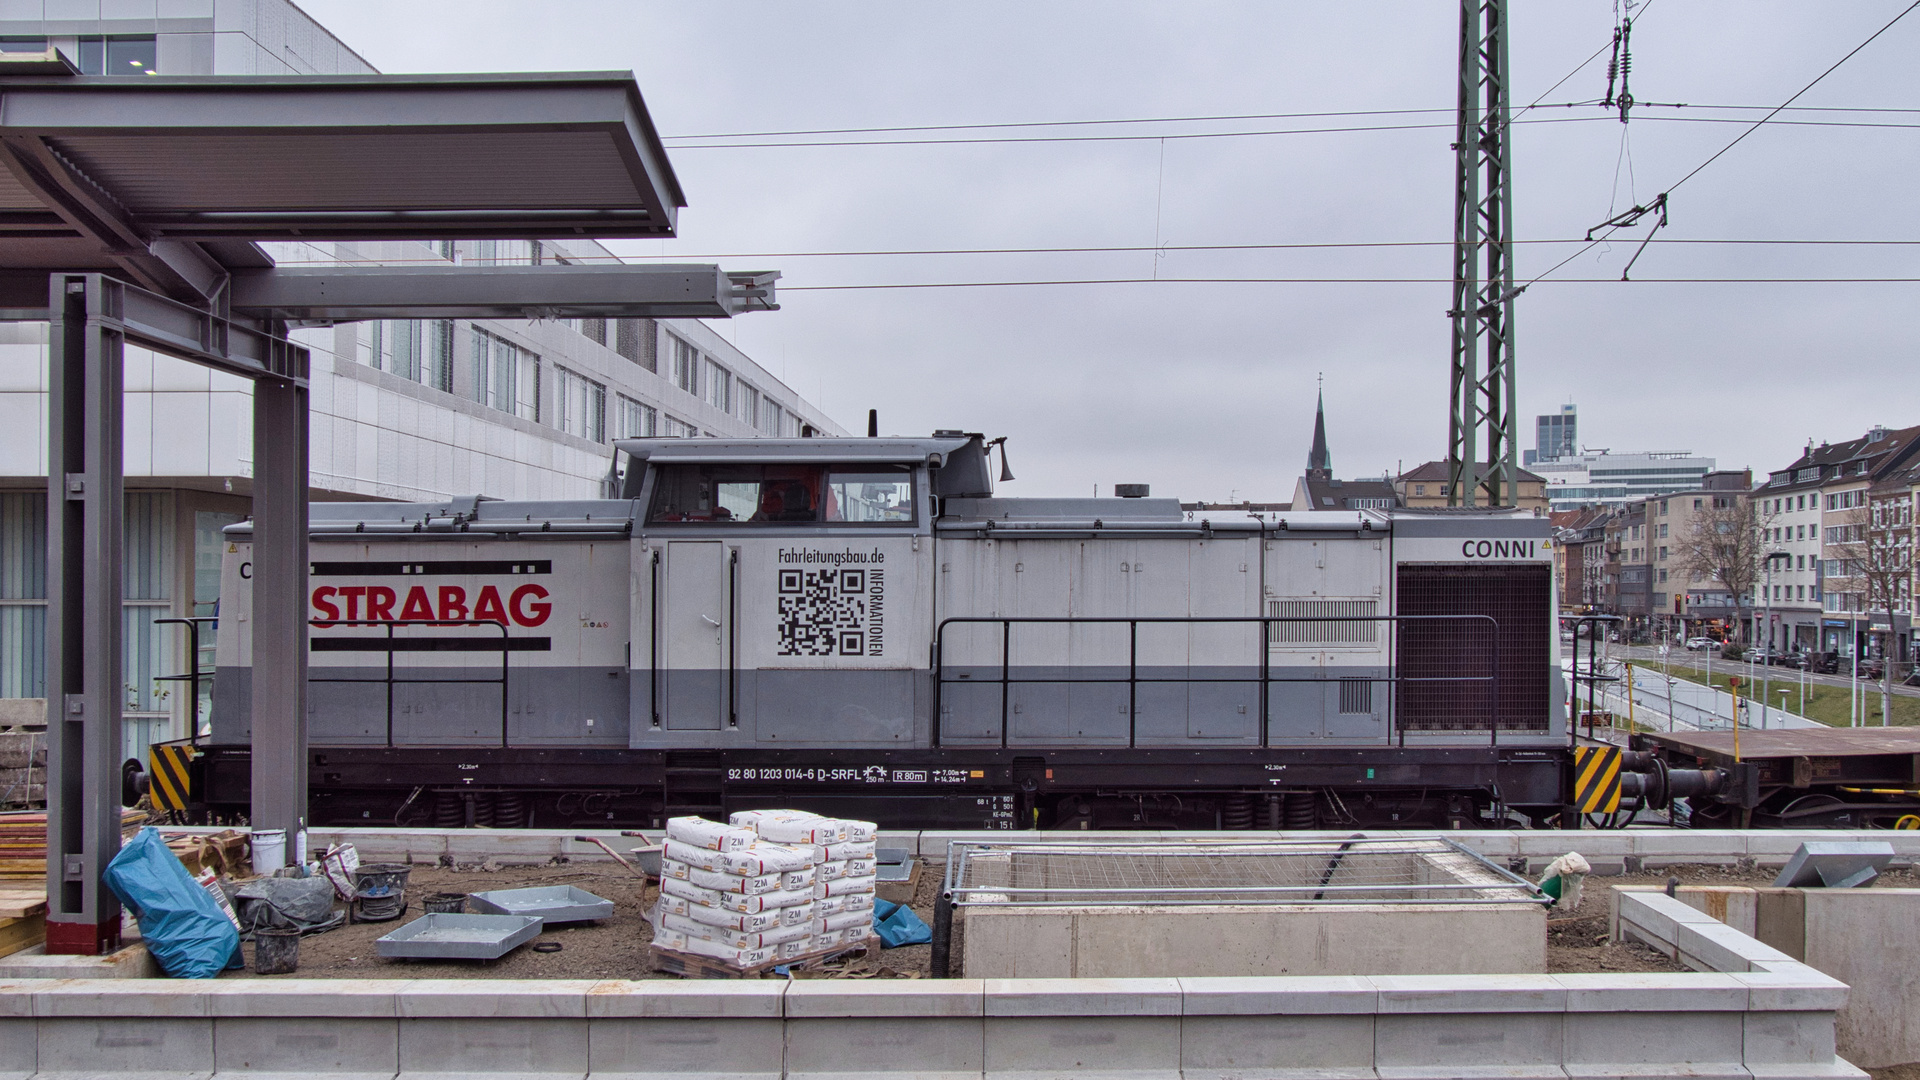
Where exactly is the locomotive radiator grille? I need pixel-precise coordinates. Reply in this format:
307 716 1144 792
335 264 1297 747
1266 599 1378 644
1394 563 1549 731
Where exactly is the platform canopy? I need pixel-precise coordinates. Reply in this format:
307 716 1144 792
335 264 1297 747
0 60 688 304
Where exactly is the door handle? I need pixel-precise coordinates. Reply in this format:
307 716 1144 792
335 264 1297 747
701 615 721 628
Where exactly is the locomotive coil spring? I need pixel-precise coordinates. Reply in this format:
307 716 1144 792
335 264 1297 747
1284 792 1317 830
433 792 462 828
1222 794 1255 830
495 791 527 829
470 792 495 828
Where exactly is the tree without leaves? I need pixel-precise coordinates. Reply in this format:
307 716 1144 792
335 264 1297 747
1668 494 1771 645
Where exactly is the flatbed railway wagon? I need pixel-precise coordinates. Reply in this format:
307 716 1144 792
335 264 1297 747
146 433 1695 831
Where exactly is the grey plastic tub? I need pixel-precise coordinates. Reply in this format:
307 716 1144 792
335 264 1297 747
467 884 615 924
375 913 543 960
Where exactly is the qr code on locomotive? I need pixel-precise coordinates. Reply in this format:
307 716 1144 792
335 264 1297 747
777 568 867 656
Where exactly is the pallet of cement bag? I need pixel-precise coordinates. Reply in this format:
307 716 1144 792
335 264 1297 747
649 935 878 979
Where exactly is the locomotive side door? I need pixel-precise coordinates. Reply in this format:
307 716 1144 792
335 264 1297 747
662 540 728 729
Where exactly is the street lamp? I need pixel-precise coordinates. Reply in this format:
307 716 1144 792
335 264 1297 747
1762 551 1790 729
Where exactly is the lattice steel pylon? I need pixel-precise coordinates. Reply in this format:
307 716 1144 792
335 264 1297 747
1447 0 1519 508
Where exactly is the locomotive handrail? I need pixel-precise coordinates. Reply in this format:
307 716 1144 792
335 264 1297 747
153 616 219 746
931 614 1503 750
307 618 513 748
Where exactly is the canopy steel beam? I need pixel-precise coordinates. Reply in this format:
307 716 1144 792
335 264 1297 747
226 264 781 322
42 274 309 953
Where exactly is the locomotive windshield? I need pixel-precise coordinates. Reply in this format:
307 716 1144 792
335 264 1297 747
647 463 915 525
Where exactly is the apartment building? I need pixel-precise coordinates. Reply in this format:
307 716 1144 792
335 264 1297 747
0 0 843 766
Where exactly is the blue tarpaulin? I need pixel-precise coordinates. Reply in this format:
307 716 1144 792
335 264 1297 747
873 898 932 948
101 826 239 978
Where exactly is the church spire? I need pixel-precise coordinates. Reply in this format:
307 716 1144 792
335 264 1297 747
1306 376 1331 480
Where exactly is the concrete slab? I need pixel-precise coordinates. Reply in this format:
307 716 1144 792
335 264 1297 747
1373 1011 1564 1071
396 1016 587 1077
213 1016 398 1075
32 1016 213 1076
0 1017 32 1079
202 979 400 1017
1176 976 1378 1015
1561 1010 1746 1077
396 979 594 1018
786 980 984 1018
585 1016 782 1080
1555 971 1748 1013
982 978 1182 1016
0 943 160 979
1371 974 1567 1013
1179 1014 1374 1077
785 1015 984 1080
981 1015 1180 1080
583 981 784 1019
31 981 212 1017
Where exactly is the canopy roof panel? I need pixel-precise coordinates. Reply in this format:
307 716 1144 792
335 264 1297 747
0 69 685 247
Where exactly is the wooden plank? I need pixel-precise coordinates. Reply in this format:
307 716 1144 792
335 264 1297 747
0 888 45 919
0 914 45 960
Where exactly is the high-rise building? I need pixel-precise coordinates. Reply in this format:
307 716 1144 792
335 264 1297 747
1525 403 1577 465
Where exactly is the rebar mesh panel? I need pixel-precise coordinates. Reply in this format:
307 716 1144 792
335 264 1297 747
1395 563 1550 731
947 836 1544 907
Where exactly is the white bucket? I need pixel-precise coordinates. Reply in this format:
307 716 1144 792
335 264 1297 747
251 828 287 873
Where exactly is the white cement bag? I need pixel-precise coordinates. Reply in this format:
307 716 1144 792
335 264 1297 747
666 816 757 853
842 892 875 911
664 838 814 876
823 909 873 933
780 901 817 926
742 810 849 845
686 866 783 895
843 857 876 877
813 928 845 949
678 933 777 968
652 926 689 951
714 886 815 914
654 893 690 918
680 901 782 933
683 916 814 951
778 936 818 960
817 873 876 897
842 820 877 842
660 874 724 907
817 840 876 861
782 867 816 891
817 858 848 881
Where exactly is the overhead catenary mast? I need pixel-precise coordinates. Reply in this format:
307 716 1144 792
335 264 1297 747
1447 0 1519 508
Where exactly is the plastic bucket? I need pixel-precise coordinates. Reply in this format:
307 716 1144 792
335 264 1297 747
422 892 467 914
253 928 299 975
250 829 287 873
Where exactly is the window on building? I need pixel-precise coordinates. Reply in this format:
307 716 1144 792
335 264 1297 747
1658 569 1668 583
704 360 731 414
1659 546 1668 560
471 329 540 421
671 336 699 395
616 395 657 439
760 397 784 434
615 319 651 371
663 415 697 438
1658 523 1668 538
579 318 607 346
366 320 455 392
736 383 759 426
72 35 157 75
552 366 607 442
1811 524 1820 541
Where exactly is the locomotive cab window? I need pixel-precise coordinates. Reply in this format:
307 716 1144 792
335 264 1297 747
647 463 916 525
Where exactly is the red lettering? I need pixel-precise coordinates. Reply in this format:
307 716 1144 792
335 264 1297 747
312 586 340 622
337 586 367 621
366 586 396 622
510 583 551 627
438 586 468 621
399 586 435 621
473 585 508 625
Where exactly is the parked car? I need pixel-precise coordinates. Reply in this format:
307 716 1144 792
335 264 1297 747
1810 651 1841 675
1685 637 1714 651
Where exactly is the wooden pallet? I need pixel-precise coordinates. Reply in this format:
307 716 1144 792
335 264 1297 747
650 935 878 979
0 914 45 960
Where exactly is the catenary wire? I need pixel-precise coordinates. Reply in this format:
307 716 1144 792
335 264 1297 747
777 277 1920 292
604 238 1920 261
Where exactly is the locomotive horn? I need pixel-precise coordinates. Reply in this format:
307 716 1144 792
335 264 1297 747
994 438 1016 482
868 409 879 438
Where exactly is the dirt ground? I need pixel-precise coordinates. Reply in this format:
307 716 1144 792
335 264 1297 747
217 859 1917 980
221 858 942 981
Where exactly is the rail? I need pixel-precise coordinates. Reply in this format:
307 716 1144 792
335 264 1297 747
307 618 513 747
931 614 1502 749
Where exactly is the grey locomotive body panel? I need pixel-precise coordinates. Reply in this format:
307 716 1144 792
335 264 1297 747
210 439 1562 753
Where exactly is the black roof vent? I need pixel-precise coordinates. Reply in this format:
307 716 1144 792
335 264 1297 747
1114 484 1150 498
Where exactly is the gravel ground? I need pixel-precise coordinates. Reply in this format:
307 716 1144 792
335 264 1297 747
216 858 1916 980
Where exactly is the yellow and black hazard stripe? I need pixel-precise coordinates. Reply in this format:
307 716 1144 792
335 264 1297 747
1573 745 1623 815
148 742 197 812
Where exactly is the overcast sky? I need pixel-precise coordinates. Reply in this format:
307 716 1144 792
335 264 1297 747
305 0 1920 502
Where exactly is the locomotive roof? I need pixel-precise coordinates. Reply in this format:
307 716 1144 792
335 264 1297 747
615 436 974 465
